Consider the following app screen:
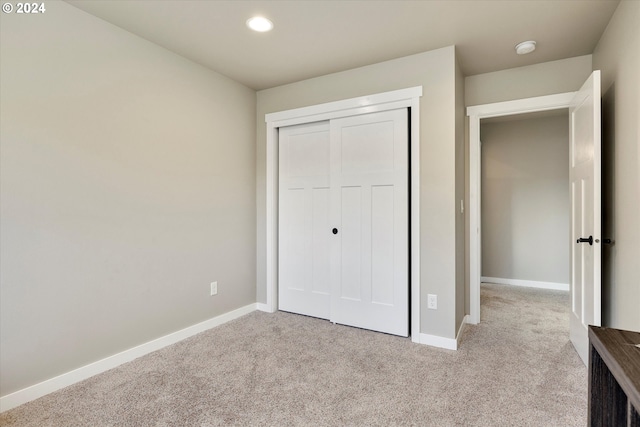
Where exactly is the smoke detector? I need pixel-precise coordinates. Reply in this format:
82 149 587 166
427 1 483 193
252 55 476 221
515 41 536 55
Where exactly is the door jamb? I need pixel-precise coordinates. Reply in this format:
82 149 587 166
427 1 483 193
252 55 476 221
265 86 422 342
466 92 575 325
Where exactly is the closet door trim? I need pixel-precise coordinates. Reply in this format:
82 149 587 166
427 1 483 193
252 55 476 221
265 86 422 343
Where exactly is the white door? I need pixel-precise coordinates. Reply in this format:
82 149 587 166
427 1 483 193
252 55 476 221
278 110 409 337
278 122 331 319
569 71 602 365
330 110 409 336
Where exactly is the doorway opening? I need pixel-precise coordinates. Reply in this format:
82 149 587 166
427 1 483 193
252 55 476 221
480 110 570 293
468 71 602 365
479 110 571 336
467 92 576 325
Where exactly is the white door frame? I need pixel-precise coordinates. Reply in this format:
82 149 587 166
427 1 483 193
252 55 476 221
265 86 422 342
466 92 575 325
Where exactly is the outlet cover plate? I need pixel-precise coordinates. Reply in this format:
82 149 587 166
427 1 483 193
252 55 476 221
427 294 437 309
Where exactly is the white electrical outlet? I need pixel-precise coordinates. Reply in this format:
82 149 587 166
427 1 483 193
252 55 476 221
210 281 218 296
427 294 437 310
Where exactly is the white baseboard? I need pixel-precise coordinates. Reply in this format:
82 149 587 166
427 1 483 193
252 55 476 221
0 303 257 413
481 276 569 292
256 302 272 312
418 333 458 351
418 333 457 350
418 315 469 351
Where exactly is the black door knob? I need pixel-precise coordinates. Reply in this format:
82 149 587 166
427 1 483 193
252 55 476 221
332 228 338 235
576 236 593 245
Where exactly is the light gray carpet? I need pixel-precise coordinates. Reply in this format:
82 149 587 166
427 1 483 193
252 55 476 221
1 283 586 426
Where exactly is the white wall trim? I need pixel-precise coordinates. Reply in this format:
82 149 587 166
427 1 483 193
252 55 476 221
265 86 422 126
466 93 576 118
256 303 271 312
419 315 468 351
265 86 423 343
482 277 569 291
466 92 575 325
0 304 257 413
419 333 458 351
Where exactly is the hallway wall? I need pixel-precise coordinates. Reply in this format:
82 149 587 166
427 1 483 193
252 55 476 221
480 114 569 286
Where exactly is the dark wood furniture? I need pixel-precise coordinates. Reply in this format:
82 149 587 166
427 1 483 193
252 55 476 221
588 326 640 427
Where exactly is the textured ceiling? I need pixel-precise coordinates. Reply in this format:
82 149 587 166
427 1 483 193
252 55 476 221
66 0 620 90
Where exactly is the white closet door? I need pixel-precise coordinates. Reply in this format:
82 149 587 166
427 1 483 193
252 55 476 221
329 109 409 336
278 122 331 319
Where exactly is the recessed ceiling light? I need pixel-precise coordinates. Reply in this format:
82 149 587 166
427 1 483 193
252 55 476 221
247 16 273 32
515 41 536 55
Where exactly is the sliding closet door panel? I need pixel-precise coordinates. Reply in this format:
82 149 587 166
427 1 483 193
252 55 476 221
340 186 363 301
278 122 331 320
311 188 331 295
330 109 409 337
340 122 394 174
282 189 306 292
371 185 394 305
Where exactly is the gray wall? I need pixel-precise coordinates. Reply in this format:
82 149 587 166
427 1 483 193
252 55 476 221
593 0 640 331
256 47 463 339
465 55 593 106
480 114 570 285
0 2 256 396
